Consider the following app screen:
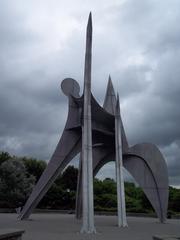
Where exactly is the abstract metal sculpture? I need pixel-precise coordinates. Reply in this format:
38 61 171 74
19 13 169 231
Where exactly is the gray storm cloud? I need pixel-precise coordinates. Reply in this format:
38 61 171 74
0 0 180 187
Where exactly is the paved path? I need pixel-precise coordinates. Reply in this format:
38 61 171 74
0 213 179 240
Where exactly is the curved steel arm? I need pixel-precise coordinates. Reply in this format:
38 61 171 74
19 92 82 220
125 143 169 223
76 143 169 223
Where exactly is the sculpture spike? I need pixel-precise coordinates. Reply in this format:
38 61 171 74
81 12 96 234
103 75 116 115
83 12 92 96
104 76 129 151
115 94 128 227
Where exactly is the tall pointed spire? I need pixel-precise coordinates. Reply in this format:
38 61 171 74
81 12 96 234
103 76 129 151
115 94 128 227
103 75 116 115
83 12 92 97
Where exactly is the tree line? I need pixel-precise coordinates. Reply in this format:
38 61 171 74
0 151 179 216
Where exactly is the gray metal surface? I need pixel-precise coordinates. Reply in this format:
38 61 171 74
19 13 169 229
115 95 128 227
80 13 96 233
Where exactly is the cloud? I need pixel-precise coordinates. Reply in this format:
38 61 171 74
0 0 180 187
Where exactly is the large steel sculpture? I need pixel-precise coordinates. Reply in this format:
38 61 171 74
19 13 169 232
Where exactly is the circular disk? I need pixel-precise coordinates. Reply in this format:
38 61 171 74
61 78 80 97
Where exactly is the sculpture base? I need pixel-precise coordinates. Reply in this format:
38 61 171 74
80 226 96 234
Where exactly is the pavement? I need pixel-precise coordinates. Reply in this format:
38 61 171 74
0 213 179 240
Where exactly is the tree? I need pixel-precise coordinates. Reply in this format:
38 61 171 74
169 186 180 212
38 165 78 209
0 151 11 165
94 178 116 196
22 158 47 182
0 158 35 208
0 152 179 214
60 166 78 191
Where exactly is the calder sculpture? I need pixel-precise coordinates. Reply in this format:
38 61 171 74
19 13 169 233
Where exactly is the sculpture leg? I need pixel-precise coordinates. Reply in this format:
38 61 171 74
76 143 168 224
115 97 127 227
75 154 82 219
75 145 113 220
19 129 81 220
124 143 169 223
93 144 169 223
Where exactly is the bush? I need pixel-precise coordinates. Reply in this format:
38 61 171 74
0 158 35 208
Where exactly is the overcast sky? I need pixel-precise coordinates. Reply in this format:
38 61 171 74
0 0 180 187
